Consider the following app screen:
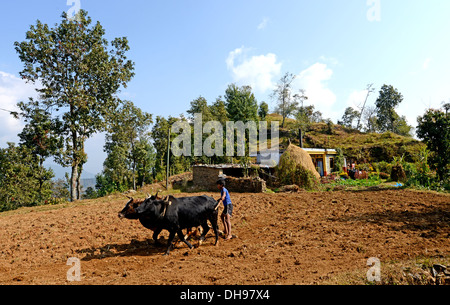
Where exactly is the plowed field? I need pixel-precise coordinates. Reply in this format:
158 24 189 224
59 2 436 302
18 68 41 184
1 189 449 285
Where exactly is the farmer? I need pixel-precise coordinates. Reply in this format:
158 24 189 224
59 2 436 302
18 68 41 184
217 179 233 241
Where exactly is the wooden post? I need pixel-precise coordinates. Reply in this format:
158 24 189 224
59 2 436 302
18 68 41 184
166 125 170 190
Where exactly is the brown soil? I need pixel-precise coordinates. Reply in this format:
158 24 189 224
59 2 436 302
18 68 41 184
0 189 449 285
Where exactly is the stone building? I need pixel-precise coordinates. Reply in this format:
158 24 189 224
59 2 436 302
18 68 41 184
192 164 266 193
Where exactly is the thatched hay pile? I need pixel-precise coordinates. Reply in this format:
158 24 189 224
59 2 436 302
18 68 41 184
391 164 407 182
276 144 320 189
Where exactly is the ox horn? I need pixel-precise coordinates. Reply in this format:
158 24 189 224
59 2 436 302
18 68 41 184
160 197 172 218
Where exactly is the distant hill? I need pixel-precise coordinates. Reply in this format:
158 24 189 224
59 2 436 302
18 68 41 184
45 161 98 180
80 178 96 191
266 114 425 163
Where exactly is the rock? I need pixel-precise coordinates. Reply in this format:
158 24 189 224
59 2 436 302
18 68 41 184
279 185 301 193
123 190 137 195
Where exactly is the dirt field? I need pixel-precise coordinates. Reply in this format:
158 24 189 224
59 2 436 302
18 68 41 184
0 189 449 285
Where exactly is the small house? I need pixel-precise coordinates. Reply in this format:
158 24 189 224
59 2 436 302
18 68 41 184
256 148 346 177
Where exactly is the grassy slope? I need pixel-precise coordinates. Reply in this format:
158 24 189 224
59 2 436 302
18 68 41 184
265 113 425 163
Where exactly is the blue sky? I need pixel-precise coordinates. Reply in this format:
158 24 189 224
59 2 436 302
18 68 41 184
1 0 449 177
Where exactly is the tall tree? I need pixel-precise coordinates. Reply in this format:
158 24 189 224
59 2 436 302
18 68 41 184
296 105 323 126
338 107 361 129
375 84 411 135
225 84 259 123
362 106 378 133
15 10 135 201
210 97 229 125
151 116 191 181
417 107 450 181
271 73 299 128
187 96 214 122
258 101 269 120
103 101 153 191
16 99 61 199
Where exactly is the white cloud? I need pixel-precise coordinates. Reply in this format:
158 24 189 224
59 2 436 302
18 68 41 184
0 71 37 147
257 18 269 30
318 56 340 66
346 90 369 110
423 58 432 70
226 47 282 93
293 63 337 119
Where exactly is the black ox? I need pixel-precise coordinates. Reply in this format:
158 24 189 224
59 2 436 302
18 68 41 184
118 194 220 255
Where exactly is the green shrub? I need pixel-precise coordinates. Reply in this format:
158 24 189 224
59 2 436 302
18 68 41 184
373 161 392 175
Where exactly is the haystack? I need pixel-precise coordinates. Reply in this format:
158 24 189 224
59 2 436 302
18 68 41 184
278 144 321 180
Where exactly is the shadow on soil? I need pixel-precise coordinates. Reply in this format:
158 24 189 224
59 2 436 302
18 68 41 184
76 235 212 261
330 203 450 238
76 239 168 261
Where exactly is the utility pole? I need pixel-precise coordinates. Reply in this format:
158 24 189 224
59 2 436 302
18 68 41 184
166 124 171 190
356 84 375 130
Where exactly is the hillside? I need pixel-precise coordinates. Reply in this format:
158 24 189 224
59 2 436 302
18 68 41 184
266 114 425 163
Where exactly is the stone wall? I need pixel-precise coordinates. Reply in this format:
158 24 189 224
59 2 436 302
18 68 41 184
225 176 266 193
193 165 267 193
193 166 223 191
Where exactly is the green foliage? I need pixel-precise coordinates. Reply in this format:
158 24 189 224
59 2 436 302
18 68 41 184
373 161 392 175
258 101 269 120
271 73 300 128
95 173 128 197
276 152 319 190
375 84 412 136
151 116 192 182
14 10 135 201
186 96 230 165
225 84 259 123
402 148 447 191
333 175 383 188
338 107 360 129
416 107 450 181
210 98 229 125
102 101 154 193
51 178 70 201
0 143 54 212
333 148 345 172
84 187 98 199
17 99 62 163
187 96 214 121
295 105 324 141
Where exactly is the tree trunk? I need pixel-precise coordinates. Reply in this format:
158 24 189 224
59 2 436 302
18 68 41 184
70 162 79 202
77 163 83 200
132 162 136 191
70 124 79 202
